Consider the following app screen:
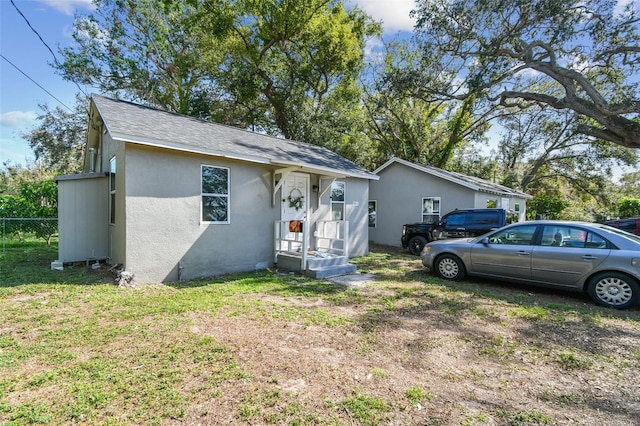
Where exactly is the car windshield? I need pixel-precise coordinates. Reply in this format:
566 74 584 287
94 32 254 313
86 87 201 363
595 223 640 244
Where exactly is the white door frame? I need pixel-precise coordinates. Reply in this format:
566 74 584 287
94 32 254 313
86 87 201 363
281 172 309 221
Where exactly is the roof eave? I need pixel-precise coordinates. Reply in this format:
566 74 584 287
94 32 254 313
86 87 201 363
111 134 271 165
271 159 379 180
111 134 379 180
376 157 530 198
375 157 480 191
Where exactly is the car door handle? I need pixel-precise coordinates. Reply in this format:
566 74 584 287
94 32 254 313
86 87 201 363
516 251 530 256
456 228 465 230
581 255 598 261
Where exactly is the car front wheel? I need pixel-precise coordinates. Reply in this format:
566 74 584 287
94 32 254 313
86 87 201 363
408 236 429 256
435 254 466 281
587 272 639 310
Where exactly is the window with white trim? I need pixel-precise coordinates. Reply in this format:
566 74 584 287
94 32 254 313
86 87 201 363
201 165 229 223
330 181 345 221
109 156 116 224
422 197 440 223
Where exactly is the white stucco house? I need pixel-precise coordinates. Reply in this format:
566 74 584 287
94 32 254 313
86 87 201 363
368 157 531 247
55 95 378 284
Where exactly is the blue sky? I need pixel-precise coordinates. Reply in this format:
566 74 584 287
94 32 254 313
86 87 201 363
0 0 95 166
0 0 415 168
1 0 637 178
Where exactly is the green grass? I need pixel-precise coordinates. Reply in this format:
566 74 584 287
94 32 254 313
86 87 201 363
555 351 593 371
495 409 553 425
405 385 431 405
540 390 580 406
0 239 351 424
339 391 390 425
2 239 639 425
0 238 99 287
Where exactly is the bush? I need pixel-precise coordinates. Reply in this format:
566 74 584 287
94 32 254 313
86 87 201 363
618 197 640 218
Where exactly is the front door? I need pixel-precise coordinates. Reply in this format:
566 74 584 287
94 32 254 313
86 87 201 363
280 173 309 251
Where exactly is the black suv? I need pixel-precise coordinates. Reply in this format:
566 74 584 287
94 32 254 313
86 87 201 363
401 208 513 255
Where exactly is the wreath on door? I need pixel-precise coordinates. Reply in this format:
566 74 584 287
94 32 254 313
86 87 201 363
284 188 304 211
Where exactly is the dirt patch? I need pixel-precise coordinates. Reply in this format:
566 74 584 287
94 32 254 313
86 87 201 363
171 253 640 425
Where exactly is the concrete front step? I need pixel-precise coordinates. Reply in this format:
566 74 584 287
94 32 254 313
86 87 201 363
306 255 349 269
306 263 357 279
276 252 357 278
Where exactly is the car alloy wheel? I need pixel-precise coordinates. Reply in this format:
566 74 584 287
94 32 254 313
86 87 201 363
588 272 639 309
436 255 465 280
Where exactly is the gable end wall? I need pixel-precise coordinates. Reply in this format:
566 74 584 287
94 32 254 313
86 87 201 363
369 163 480 247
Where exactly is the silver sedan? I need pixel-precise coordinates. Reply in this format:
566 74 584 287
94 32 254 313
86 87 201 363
420 221 640 309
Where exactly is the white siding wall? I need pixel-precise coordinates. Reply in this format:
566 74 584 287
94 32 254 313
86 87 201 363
102 136 126 268
57 175 109 263
369 163 479 247
344 178 370 257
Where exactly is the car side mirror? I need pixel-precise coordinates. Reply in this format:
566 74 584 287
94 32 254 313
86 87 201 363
481 237 490 245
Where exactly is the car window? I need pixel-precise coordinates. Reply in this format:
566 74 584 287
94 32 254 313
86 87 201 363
468 211 499 226
541 225 607 249
618 220 637 234
489 224 538 245
442 212 466 226
599 224 640 243
584 232 607 249
603 219 640 236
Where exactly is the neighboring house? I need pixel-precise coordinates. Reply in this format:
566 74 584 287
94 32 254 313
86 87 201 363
55 95 378 283
368 157 531 247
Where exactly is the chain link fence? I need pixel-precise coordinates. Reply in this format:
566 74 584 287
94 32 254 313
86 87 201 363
1 218 59 255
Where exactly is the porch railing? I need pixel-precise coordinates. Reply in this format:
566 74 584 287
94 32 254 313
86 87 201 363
314 220 349 258
274 220 310 269
274 220 350 271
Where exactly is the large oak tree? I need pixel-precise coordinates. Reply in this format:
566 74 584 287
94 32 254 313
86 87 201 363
363 40 499 169
57 0 380 154
411 0 640 149
496 106 637 193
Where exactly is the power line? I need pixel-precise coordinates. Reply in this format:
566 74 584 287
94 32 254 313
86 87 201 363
10 0 60 67
0 53 73 112
9 0 89 98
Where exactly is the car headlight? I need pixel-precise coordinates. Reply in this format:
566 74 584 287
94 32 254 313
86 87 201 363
422 246 431 254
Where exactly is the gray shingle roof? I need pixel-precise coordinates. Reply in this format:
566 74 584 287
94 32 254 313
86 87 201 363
92 95 377 180
375 157 531 199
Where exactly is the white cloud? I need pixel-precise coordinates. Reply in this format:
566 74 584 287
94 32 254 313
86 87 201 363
349 0 416 33
613 0 640 16
364 37 384 57
0 111 38 129
37 0 94 16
